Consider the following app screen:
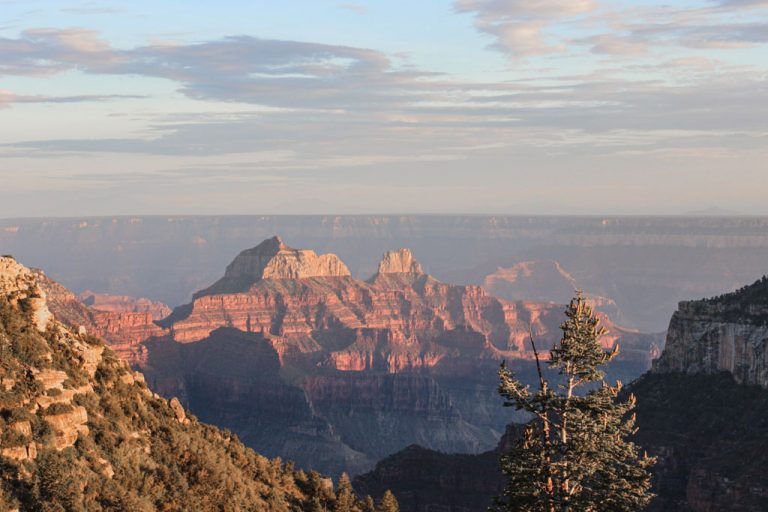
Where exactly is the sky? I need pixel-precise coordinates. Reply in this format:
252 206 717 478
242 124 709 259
0 0 767 216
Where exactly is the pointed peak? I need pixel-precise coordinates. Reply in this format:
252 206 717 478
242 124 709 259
194 237 351 298
252 235 289 253
377 248 423 275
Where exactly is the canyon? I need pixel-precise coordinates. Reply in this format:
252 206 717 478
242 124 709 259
356 273 768 511
36 236 661 476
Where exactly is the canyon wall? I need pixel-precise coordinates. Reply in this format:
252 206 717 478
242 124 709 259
654 278 768 386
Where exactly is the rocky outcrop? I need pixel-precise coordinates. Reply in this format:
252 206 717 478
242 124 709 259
654 276 768 387
44 405 89 450
0 257 52 332
376 248 423 275
194 236 350 298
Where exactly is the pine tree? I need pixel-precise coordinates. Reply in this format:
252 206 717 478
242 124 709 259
377 490 399 512
361 495 376 512
493 292 655 512
334 473 355 512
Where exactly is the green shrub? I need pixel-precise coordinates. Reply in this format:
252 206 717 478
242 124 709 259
45 403 73 415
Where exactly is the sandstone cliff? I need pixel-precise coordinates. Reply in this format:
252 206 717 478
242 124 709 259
376 248 423 275
654 276 768 386
193 235 350 298
32 271 169 364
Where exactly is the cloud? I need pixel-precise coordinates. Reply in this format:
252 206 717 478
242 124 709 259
338 3 367 15
715 0 768 8
455 0 768 58
454 0 596 57
0 26 766 201
61 7 120 15
0 29 439 110
0 89 144 108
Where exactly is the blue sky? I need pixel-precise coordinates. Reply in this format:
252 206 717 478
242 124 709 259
1 0 767 216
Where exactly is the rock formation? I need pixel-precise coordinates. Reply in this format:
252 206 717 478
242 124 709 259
32 270 170 363
654 276 768 387
194 235 351 298
0 256 348 511
376 248 423 275
62 238 660 477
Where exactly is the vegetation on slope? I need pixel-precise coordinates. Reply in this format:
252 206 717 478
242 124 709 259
0 262 395 511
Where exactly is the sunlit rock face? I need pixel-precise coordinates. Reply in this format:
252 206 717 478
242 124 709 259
654 276 768 387
0 257 52 332
43 239 661 476
375 248 423 275
34 272 170 365
194 235 351 298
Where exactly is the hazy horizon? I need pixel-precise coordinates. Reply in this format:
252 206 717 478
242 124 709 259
3 209 768 220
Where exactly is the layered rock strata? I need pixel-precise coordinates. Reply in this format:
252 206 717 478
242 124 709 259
48 238 662 476
654 276 768 387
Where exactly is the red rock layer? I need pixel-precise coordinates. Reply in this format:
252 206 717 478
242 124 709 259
155 244 659 372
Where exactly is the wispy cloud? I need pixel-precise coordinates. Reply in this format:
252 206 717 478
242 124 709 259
455 0 768 58
0 89 145 108
338 3 367 15
454 0 597 57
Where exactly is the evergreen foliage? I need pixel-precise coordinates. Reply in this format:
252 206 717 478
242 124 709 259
493 293 655 512
334 473 356 512
377 490 399 512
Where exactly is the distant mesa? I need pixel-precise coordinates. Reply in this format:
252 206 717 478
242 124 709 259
483 260 578 303
195 235 351 297
482 259 624 323
682 206 741 217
